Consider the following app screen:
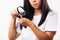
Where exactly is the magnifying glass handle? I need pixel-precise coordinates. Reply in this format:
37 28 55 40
20 15 22 18
17 14 22 18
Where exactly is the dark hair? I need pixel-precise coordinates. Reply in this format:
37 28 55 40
20 0 51 29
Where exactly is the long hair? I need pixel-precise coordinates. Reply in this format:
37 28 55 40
20 0 51 29
23 0 51 26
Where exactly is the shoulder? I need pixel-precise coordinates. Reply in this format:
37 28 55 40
44 10 57 31
45 10 57 22
47 10 57 17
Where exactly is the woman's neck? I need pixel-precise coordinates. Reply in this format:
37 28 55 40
34 9 42 16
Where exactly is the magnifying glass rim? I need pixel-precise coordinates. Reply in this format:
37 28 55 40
17 6 24 14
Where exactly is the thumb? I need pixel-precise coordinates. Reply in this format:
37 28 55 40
18 18 23 24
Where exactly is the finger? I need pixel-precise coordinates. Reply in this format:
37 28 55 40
18 18 22 24
10 9 18 16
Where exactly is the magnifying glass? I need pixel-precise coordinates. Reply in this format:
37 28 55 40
17 6 26 18
17 6 27 28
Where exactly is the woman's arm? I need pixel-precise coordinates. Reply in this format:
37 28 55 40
29 22 56 40
18 18 56 40
8 9 20 40
8 18 20 40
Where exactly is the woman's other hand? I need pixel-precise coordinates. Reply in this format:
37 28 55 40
10 9 18 19
18 18 32 26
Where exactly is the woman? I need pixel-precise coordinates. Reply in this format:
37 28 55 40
8 0 57 40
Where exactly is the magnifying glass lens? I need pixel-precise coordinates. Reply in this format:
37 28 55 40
17 6 26 18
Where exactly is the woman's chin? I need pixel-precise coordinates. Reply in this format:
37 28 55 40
33 6 39 10
34 7 39 10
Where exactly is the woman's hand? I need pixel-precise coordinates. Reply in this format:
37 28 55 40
10 9 18 19
18 18 32 26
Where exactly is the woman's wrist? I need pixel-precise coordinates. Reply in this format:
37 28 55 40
11 16 17 20
28 21 34 27
11 17 16 22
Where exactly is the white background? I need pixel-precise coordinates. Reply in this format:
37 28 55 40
0 0 60 40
